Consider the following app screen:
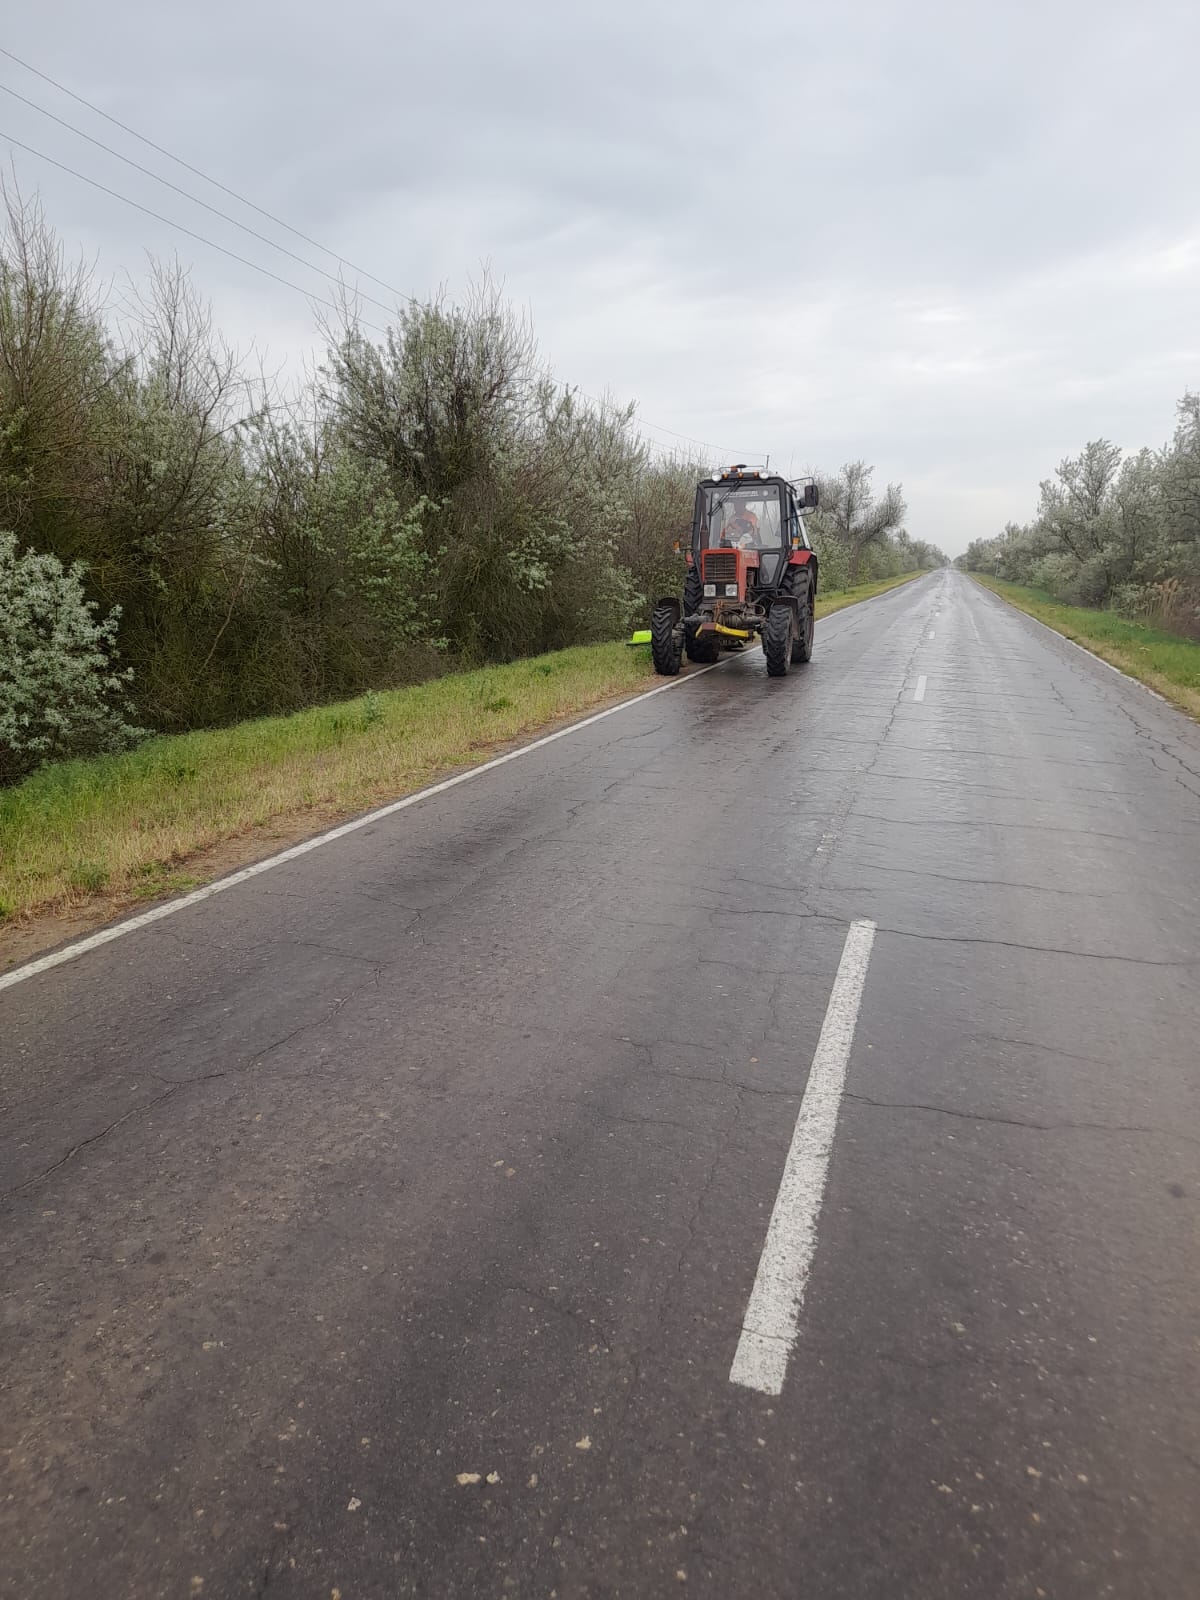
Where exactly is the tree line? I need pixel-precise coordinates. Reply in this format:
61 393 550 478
1 186 942 783
957 394 1200 637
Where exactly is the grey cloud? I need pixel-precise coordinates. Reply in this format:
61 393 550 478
5 0 1199 550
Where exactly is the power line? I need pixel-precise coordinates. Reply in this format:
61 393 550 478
0 81 404 318
567 384 763 463
626 413 762 461
0 129 391 337
2 129 757 466
0 45 768 464
0 127 754 465
612 410 763 466
0 43 407 303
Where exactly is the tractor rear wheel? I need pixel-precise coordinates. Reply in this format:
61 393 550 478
651 602 683 676
764 602 793 677
791 578 815 664
684 569 719 663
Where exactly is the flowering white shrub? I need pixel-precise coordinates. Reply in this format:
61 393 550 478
0 532 144 785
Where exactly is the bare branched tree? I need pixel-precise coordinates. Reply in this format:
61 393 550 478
0 177 113 560
811 460 907 581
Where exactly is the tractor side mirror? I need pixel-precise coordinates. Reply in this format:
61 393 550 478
803 483 819 509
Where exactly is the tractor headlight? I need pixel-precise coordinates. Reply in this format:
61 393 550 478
703 583 716 597
725 583 738 597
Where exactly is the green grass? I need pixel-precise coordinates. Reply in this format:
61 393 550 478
1 643 655 925
970 575 1200 717
0 575 930 930
816 569 927 617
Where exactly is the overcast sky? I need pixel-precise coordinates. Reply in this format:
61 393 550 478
4 0 1199 552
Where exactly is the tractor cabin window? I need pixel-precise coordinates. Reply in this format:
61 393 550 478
699 485 785 551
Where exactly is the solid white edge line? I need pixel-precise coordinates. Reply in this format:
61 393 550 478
2 661 734 994
914 674 927 702
1 579 923 995
966 577 1172 703
729 918 877 1396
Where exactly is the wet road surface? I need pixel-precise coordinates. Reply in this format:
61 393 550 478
3 570 1199 1598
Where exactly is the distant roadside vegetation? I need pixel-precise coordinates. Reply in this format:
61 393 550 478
957 395 1200 640
1 184 944 786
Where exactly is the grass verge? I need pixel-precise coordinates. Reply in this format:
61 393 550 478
1 572 931 942
1 644 655 933
816 569 926 616
970 575 1200 720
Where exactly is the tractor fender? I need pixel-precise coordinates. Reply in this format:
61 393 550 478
789 550 818 592
767 593 801 615
654 596 682 625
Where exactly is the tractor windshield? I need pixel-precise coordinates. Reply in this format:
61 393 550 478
698 484 785 550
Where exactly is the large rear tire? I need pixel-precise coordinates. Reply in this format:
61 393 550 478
684 569 720 663
651 602 683 676
764 602 792 677
791 577 815 664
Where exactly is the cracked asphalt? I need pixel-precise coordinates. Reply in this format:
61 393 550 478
2 570 1199 1598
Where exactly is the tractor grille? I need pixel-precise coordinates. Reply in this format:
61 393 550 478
702 550 738 585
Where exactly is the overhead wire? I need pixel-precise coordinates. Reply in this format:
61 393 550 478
0 45 771 465
0 81 403 318
567 385 764 464
1 121 759 464
0 130 392 337
618 413 762 462
0 43 408 301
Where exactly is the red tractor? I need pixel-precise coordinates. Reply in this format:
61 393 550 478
651 468 820 678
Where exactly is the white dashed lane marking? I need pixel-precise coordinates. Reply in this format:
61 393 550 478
729 919 878 1396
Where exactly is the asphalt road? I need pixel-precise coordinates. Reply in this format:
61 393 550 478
3 570 1199 1600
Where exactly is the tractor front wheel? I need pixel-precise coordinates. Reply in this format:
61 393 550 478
764 602 793 677
651 602 683 676
791 579 815 664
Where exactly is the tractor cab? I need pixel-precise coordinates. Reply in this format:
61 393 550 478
692 468 817 597
650 466 820 679
694 467 819 572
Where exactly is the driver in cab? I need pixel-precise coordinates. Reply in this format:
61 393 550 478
722 505 759 549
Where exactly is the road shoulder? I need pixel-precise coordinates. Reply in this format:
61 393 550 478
968 573 1200 720
2 574 932 971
